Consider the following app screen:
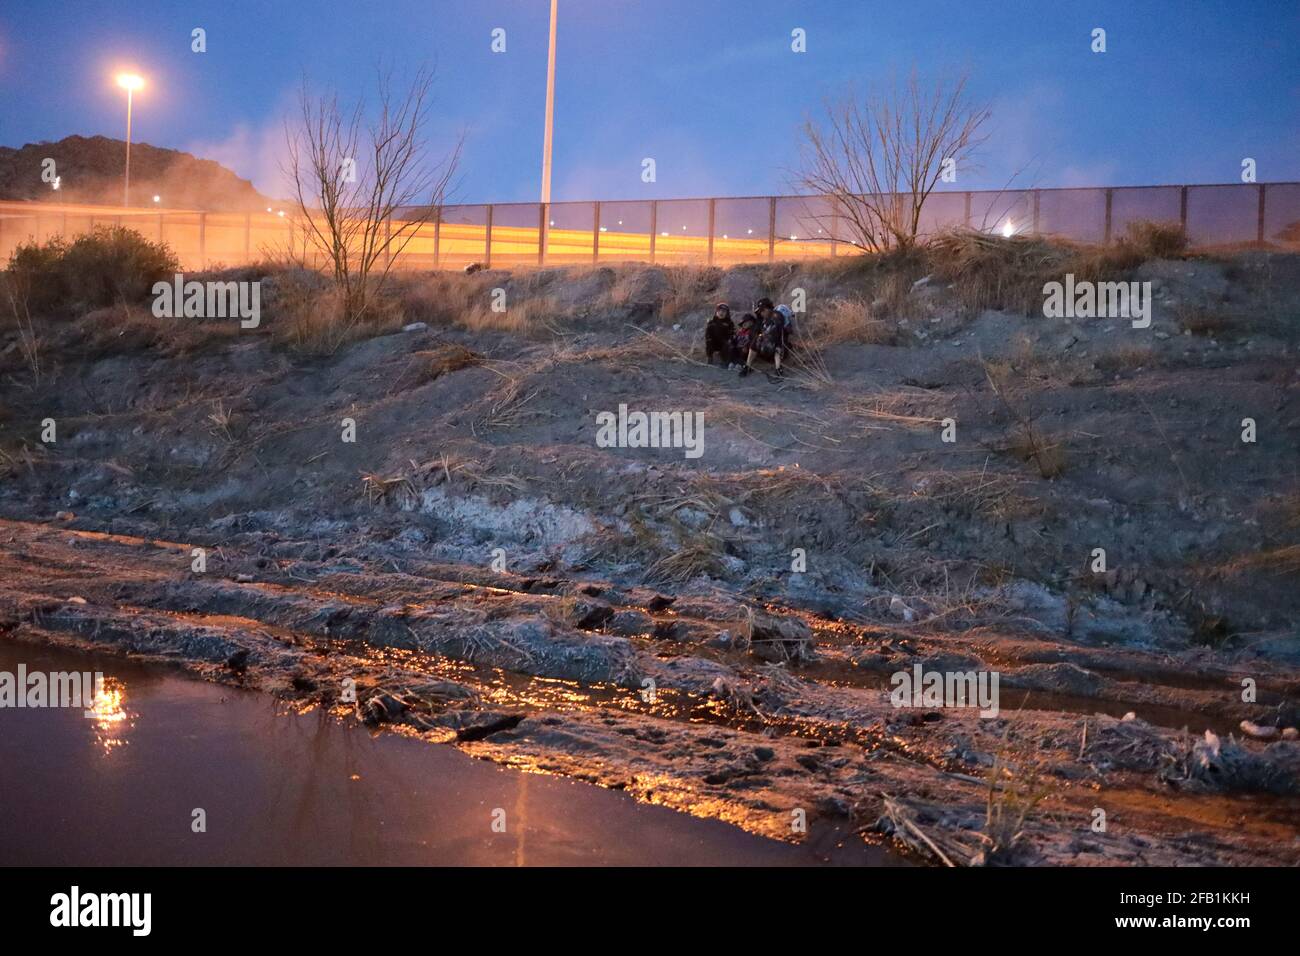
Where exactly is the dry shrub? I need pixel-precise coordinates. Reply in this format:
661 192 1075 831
928 230 1075 316
982 357 1067 479
1119 219 1188 259
78 303 170 356
926 228 1175 317
396 271 564 334
0 271 41 380
813 298 898 345
6 226 178 314
661 266 718 320
266 272 402 354
396 272 491 326
980 740 1050 865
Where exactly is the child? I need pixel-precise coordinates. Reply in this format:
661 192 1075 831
704 303 736 366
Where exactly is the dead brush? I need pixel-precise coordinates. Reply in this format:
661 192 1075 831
1 271 42 383
1220 544 1300 578
660 265 718 321
980 738 1051 865
981 357 1067 479
879 463 1040 526
472 375 543 433
387 344 483 394
838 390 945 434
642 530 727 585
927 230 1073 316
784 328 835 388
1093 343 1157 375
406 451 525 494
811 296 898 346
205 399 236 444
360 473 418 509
879 795 976 867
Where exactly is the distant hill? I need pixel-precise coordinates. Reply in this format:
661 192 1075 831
0 134 277 211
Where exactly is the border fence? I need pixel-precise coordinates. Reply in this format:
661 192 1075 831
2 182 1297 273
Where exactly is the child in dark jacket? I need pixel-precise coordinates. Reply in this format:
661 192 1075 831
704 303 736 366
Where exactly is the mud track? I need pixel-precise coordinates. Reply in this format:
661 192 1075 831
2 514 1297 865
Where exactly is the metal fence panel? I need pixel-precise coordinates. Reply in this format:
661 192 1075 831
1186 185 1258 246
712 197 772 265
595 200 652 263
2 183 1296 277
1038 188 1106 243
652 199 711 264
544 201 597 265
1263 183 1300 246
489 202 542 268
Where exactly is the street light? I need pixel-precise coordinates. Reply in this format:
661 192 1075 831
540 0 558 205
115 72 145 207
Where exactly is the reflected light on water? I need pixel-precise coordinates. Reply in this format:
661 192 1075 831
87 677 131 754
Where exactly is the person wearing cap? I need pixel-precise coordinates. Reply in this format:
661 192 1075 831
704 302 736 366
739 301 793 378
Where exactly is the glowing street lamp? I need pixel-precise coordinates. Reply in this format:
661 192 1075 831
115 72 145 207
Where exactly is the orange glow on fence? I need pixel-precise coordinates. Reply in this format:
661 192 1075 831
0 199 841 270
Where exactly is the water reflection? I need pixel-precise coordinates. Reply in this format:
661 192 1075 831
86 676 131 754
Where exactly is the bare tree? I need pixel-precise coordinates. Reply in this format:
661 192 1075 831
797 71 990 253
284 67 462 322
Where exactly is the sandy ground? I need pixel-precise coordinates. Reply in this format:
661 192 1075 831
1 252 1298 864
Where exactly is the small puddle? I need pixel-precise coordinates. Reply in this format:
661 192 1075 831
0 640 895 866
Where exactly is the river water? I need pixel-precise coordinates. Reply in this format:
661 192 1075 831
0 640 896 866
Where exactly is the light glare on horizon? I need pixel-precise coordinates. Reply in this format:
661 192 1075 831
115 72 145 91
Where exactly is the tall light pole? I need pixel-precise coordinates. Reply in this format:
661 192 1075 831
540 0 558 204
116 72 144 207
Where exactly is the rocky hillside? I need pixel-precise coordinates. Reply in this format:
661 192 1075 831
0 134 274 210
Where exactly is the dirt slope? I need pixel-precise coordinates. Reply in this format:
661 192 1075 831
1 252 1298 864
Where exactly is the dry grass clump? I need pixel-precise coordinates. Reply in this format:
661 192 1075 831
362 450 525 509
643 533 728 585
839 390 945 433
812 297 899 345
388 345 484 392
1120 219 1188 259
266 277 353 354
1222 544 1300 578
660 266 720 320
979 741 1051 865
472 375 544 433
981 357 1067 479
892 466 1039 523
927 230 1076 316
926 221 1186 318
1093 343 1158 374
396 271 570 334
